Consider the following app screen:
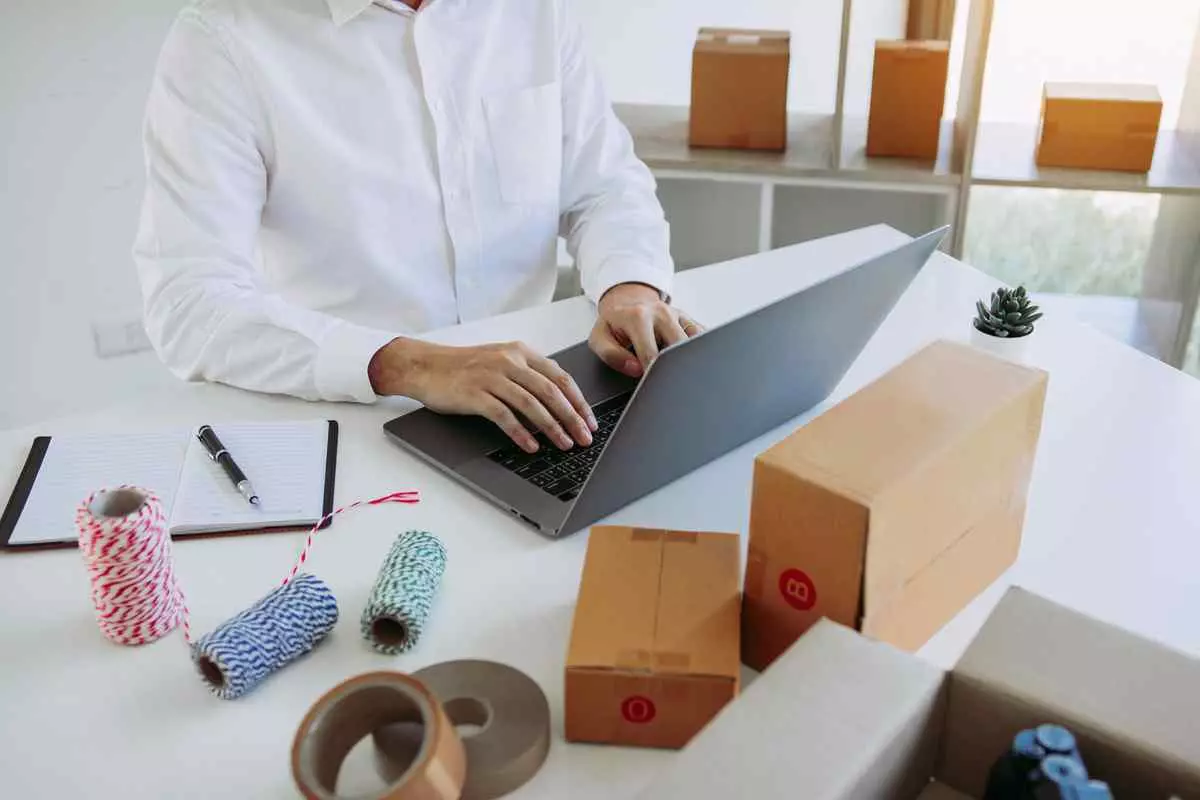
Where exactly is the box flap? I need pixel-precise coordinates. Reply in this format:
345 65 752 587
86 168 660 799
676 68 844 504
655 529 741 681
861 348 1046 616
566 526 662 671
1045 82 1162 103
758 340 1047 504
637 620 947 800
566 527 740 680
943 586 1200 796
876 39 950 53
695 27 791 54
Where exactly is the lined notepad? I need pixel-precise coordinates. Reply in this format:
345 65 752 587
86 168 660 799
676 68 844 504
0 421 336 549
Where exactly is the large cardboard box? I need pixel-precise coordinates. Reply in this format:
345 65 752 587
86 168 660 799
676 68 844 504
742 340 1048 671
639 587 1200 799
1036 82 1163 172
689 28 790 151
866 40 950 160
564 526 741 749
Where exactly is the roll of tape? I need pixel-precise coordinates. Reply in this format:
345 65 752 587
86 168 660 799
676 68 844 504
373 661 551 800
292 672 466 800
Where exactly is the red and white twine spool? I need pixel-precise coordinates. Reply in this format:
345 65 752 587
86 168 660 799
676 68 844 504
76 487 188 646
75 485 421 648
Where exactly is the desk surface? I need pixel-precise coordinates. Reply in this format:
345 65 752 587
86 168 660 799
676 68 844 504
2 225 1199 799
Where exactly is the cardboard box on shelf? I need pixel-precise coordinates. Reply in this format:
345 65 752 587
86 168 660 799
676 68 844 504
866 40 950 160
1036 82 1163 172
742 340 1048 672
564 525 741 749
689 28 790 151
638 587 1200 799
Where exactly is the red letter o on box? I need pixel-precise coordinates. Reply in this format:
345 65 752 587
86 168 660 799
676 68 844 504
621 695 656 724
779 568 817 611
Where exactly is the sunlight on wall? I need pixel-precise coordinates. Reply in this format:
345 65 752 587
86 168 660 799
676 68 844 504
982 0 1200 126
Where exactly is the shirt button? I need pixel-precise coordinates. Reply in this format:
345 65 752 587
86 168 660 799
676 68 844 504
462 276 476 290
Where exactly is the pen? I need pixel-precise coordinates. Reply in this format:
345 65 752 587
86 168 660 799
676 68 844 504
196 425 260 505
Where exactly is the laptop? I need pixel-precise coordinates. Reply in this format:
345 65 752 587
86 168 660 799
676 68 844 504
384 227 948 537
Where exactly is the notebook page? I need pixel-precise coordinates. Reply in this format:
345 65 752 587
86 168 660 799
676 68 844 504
8 432 190 546
169 421 329 534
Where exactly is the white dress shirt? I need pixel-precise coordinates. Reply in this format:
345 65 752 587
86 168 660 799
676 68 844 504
134 0 673 404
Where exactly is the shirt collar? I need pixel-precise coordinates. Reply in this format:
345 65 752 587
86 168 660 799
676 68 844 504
326 0 377 26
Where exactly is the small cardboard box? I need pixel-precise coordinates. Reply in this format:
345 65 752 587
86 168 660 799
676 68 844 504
564 525 741 749
638 587 1200 799
1036 82 1163 172
866 40 950 160
742 340 1048 671
689 28 790 151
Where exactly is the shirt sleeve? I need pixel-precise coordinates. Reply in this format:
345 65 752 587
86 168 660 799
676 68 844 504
555 0 675 304
133 9 396 404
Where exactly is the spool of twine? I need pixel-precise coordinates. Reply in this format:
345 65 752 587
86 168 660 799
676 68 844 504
192 573 339 700
75 486 187 646
361 531 447 655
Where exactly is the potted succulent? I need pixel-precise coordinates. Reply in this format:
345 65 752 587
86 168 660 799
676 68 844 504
971 286 1042 363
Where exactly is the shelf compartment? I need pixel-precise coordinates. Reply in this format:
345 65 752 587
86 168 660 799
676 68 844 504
771 184 951 250
971 122 1200 196
656 177 763 270
616 103 833 180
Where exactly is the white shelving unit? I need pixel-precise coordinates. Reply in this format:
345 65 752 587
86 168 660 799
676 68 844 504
605 0 1200 369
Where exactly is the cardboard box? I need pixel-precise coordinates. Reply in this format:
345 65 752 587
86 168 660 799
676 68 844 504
638 587 1200 799
742 340 1048 671
564 526 741 749
866 40 950 160
689 28 790 151
1036 82 1163 172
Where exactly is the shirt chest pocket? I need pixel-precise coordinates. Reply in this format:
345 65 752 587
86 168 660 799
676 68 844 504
483 81 563 206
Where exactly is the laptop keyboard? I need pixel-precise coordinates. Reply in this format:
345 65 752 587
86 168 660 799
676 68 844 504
486 392 632 502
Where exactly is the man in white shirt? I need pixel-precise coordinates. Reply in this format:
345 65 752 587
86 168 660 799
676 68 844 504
135 0 700 455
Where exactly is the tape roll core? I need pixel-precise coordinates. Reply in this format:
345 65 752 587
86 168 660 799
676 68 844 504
292 672 466 800
374 661 550 800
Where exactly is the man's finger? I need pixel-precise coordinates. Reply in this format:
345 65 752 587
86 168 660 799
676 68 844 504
477 395 539 453
491 381 574 451
514 365 593 446
679 315 705 337
625 310 660 370
656 312 689 348
529 354 597 435
589 325 643 378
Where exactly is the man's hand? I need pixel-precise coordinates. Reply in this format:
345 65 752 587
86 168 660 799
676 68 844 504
589 283 704 377
369 338 596 454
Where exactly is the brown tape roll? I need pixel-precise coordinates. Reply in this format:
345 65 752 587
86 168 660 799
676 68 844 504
292 671 467 800
373 661 551 800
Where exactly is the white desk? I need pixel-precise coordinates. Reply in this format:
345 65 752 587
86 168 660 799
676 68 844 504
2 225 1199 799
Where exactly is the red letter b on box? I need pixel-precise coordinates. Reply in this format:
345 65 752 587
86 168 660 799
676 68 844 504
779 568 817 610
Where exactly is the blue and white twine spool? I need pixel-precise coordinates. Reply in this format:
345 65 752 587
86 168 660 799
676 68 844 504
192 573 339 700
361 531 447 655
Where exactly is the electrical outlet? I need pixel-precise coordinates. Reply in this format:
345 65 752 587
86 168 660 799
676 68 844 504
92 317 153 359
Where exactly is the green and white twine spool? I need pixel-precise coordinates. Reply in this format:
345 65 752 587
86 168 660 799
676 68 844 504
361 531 447 655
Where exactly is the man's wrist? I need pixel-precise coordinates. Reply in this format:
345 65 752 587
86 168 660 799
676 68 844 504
368 336 428 397
599 282 664 310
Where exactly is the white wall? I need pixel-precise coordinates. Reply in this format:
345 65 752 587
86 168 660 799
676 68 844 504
572 0 849 113
1 0 184 428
